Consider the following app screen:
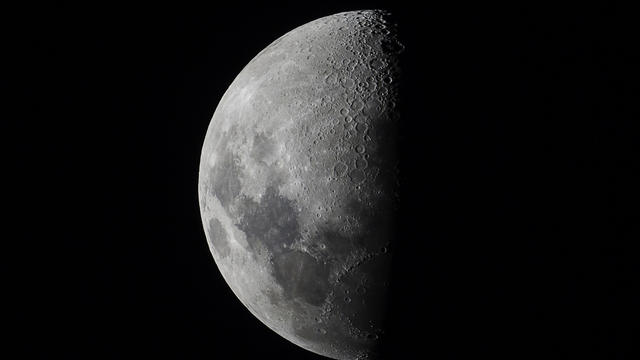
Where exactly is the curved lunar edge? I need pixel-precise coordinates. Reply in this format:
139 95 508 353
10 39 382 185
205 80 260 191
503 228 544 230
198 10 403 360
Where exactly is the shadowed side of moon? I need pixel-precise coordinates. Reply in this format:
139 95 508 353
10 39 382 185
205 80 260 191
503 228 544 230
198 10 403 360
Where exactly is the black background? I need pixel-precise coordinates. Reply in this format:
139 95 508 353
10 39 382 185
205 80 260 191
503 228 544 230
7 1 638 359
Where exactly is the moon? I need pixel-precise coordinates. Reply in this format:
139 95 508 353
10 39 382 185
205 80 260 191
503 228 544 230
198 10 402 360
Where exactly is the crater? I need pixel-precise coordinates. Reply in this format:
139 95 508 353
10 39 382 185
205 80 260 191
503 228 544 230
363 99 382 118
334 162 348 177
354 114 368 124
355 123 368 134
369 58 386 70
340 77 355 88
349 169 366 183
350 99 364 112
355 157 368 169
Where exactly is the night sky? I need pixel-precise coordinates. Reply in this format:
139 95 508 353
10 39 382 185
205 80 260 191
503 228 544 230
8 2 637 359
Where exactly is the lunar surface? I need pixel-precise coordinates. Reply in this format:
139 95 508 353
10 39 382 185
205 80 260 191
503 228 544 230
198 10 402 360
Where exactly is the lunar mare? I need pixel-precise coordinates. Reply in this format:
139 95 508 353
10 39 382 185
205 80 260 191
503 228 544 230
198 10 402 360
